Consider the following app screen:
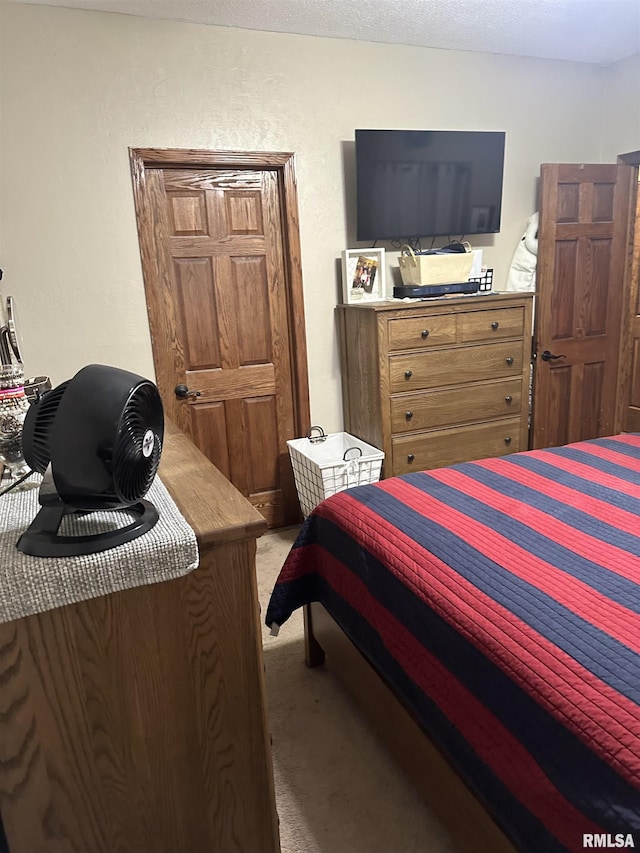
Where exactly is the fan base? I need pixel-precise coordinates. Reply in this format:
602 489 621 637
16 500 159 557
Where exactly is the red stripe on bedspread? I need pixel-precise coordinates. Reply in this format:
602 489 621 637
421 467 640 647
312 543 604 848
316 493 640 787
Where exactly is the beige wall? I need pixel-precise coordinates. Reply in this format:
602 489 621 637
601 52 640 160
0 3 628 432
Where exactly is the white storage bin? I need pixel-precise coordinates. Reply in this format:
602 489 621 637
287 427 384 517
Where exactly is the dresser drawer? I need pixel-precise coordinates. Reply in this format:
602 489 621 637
390 378 522 434
391 418 522 475
460 307 525 342
388 313 457 352
389 341 523 393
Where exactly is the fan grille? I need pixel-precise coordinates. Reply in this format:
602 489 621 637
112 383 163 503
24 381 70 474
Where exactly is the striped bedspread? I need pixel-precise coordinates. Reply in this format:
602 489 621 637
266 435 640 852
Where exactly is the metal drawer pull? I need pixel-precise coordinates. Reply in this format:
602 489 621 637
405 411 413 420
491 321 499 330
404 369 413 379
421 329 429 339
504 436 512 445
505 395 513 404
506 357 514 366
407 453 415 463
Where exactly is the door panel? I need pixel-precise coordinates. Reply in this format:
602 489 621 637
532 163 633 449
130 150 310 527
622 174 640 431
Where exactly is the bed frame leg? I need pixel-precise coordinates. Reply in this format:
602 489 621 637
303 604 325 667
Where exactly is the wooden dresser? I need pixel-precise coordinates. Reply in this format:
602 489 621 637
0 422 279 853
338 293 534 476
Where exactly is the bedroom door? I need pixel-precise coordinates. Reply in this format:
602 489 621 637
129 149 310 528
531 162 634 449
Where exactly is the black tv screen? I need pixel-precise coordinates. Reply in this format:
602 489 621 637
355 129 506 241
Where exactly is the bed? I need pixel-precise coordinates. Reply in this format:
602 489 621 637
266 435 640 853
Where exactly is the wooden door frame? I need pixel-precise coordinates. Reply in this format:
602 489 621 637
616 149 640 431
129 146 311 442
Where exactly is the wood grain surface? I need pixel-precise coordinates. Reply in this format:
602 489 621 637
338 294 533 476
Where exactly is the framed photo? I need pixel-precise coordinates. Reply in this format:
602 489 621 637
341 248 386 304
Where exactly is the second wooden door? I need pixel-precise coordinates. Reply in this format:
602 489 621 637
532 163 633 448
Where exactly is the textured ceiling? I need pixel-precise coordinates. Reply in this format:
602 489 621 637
4 0 640 64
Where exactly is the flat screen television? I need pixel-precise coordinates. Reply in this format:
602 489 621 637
355 129 506 241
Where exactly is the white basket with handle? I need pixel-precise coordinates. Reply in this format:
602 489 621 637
287 426 384 517
398 244 474 286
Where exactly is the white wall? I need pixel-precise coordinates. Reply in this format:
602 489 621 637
0 4 620 432
601 52 640 160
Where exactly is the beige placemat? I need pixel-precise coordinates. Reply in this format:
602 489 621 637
0 475 199 623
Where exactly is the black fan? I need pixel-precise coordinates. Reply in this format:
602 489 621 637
17 364 164 557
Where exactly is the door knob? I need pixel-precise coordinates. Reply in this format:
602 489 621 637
174 384 201 399
540 350 567 362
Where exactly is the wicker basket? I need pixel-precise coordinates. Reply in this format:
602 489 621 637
398 245 474 286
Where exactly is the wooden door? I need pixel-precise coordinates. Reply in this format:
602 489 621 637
620 160 640 431
531 163 633 448
130 149 310 527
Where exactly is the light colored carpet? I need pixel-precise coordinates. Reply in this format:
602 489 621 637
256 527 457 853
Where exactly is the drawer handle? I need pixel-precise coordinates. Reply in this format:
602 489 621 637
506 357 514 366
504 436 512 446
405 410 413 420
491 321 499 330
505 395 513 405
407 453 415 463
421 329 429 339
404 369 413 379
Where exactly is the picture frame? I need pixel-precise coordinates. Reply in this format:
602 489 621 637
341 248 386 304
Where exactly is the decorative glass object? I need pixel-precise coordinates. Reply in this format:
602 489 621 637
0 365 33 488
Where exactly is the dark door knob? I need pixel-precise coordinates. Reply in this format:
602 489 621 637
404 370 413 379
175 384 201 399
540 350 567 362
